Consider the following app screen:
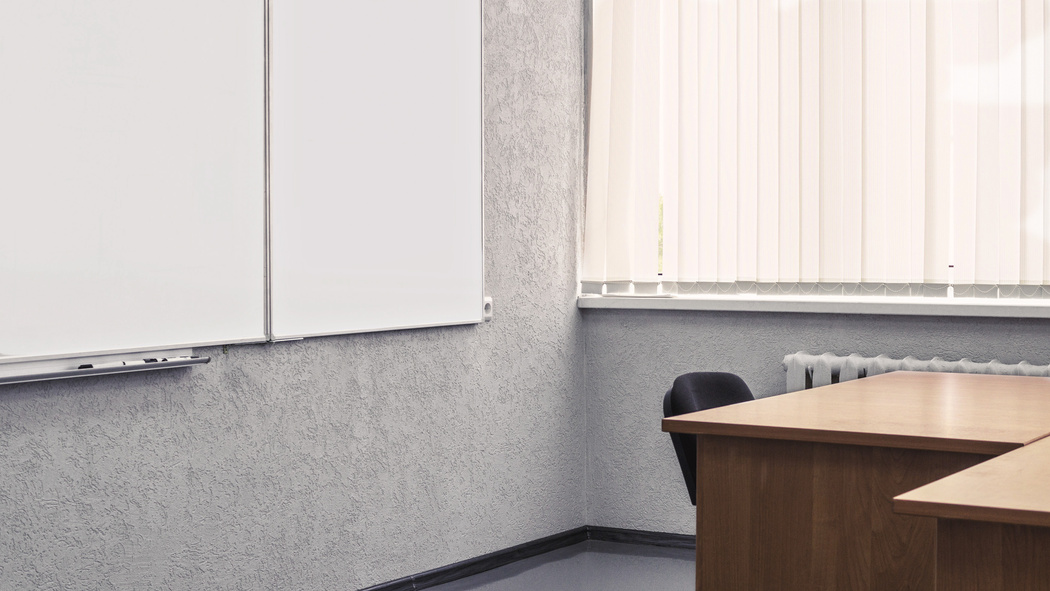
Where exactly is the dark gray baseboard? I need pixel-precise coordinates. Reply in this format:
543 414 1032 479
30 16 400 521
586 525 695 550
359 526 695 591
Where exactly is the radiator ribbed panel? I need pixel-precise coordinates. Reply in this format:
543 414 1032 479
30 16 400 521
782 351 1050 393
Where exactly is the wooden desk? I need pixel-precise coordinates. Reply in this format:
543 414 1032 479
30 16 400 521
895 437 1050 590
662 372 1050 591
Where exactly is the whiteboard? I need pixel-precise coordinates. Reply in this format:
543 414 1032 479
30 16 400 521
0 1 483 366
269 0 484 339
0 1 266 361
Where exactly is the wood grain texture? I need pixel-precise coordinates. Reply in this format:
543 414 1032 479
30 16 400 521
811 443 871 590
696 434 757 590
867 447 978 591
937 519 1050 591
696 435 990 591
664 372 1050 454
895 437 1050 527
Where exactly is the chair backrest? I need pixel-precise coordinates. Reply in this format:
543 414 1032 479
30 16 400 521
663 372 755 505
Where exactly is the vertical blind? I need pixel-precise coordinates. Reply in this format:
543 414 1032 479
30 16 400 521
583 0 1050 297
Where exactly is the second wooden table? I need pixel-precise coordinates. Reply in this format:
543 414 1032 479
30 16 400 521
895 436 1050 590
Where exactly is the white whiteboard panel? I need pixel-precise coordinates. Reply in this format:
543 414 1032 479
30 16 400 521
270 0 484 338
0 1 266 360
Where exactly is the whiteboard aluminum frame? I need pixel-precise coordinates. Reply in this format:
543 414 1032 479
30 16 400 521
264 0 275 342
0 351 209 386
0 339 260 366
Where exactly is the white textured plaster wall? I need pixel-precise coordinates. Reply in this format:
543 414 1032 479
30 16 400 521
582 308 1050 534
0 1 586 589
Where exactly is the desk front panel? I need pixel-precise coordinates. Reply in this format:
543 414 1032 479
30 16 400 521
697 435 991 591
935 519 1050 591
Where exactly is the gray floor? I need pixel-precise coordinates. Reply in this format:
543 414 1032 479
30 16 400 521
427 540 695 591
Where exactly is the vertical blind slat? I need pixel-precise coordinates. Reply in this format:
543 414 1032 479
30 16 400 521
603 0 637 283
909 0 928 284
632 1 661 283
581 0 614 283
863 0 888 282
999 0 1024 285
1045 0 1050 282
925 0 952 284
717 0 739 282
799 0 821 283
842 0 864 284
952 0 979 286
887 1 913 283
661 0 681 282
820 0 845 282
675 0 700 282
975 0 1001 285
779 0 801 282
757 0 780 282
1023 0 1045 283
698 0 720 281
737 0 759 282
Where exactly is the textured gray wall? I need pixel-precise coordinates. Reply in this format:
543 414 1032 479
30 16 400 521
0 1 585 589
582 308 1050 534
11 0 1035 584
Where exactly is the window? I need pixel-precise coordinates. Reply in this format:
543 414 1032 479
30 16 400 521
583 0 1050 302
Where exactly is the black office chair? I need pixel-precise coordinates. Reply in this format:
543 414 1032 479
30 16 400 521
663 372 755 505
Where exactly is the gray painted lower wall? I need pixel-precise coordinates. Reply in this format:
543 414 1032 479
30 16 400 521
582 308 1050 534
0 1 585 589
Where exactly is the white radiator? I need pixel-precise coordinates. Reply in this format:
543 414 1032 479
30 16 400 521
782 351 1050 393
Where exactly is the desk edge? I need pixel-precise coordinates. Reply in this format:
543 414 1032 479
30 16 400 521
893 498 1050 529
662 418 1021 455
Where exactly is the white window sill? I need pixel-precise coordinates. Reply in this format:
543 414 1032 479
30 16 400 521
576 293 1050 318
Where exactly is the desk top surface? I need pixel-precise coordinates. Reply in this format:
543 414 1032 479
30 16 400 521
662 371 1050 454
894 436 1050 527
